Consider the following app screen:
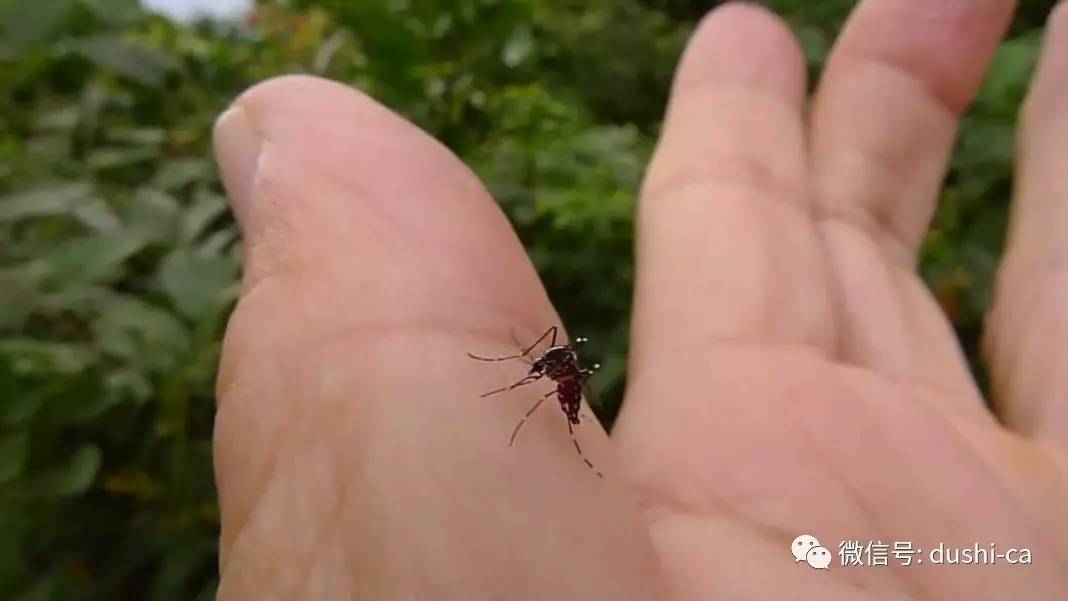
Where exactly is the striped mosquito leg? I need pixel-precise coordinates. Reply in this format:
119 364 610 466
509 390 556 446
466 351 526 362
479 373 542 398
567 420 603 478
467 325 556 364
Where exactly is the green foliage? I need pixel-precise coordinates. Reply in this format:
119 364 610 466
0 0 1058 598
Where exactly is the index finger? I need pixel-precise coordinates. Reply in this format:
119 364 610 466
629 3 830 370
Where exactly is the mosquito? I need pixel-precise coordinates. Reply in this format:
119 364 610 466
467 326 603 477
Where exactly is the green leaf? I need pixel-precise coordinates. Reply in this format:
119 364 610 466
36 445 102 497
0 339 95 376
0 182 91 222
501 26 534 68
794 24 830 66
152 158 212 190
86 146 159 170
72 197 122 232
48 372 118 422
77 0 146 26
977 35 1040 115
126 188 181 244
33 106 80 131
0 433 30 483
64 34 179 87
104 367 152 406
92 294 190 372
105 126 166 146
181 189 228 243
157 249 238 319
33 231 147 289
2 388 50 426
0 267 40 330
0 0 77 54
197 229 238 257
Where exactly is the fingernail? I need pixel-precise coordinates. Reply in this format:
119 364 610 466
213 105 262 227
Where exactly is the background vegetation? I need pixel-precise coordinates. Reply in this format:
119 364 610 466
0 0 1060 598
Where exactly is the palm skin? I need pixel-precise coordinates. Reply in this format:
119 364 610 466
212 2 1068 599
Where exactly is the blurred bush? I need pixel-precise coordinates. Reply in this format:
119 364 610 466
0 0 1056 598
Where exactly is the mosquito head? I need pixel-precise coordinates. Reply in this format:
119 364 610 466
573 337 589 346
529 355 546 374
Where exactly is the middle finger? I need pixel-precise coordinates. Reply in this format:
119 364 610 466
809 0 1016 410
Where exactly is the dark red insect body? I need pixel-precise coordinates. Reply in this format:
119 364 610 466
467 326 602 477
556 379 582 425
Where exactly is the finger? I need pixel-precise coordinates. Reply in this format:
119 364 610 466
211 76 664 599
809 0 1014 409
986 3 1068 443
811 0 1015 260
631 2 833 370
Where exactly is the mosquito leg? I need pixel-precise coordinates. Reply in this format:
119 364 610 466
508 390 556 447
521 326 557 357
567 420 603 478
479 373 543 398
466 351 526 362
467 325 557 363
508 328 534 366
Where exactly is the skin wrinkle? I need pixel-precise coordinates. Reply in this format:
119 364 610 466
628 339 1064 596
810 386 941 601
869 379 1067 595
894 265 987 407
643 80 804 204
640 154 794 215
221 371 359 599
996 302 1058 433
216 304 366 573
810 62 957 265
987 256 1068 428
831 0 1012 116
301 535 354 600
221 268 559 401
215 395 286 571
217 385 332 578
637 180 835 353
785 370 1036 599
287 449 352 599
214 302 296 568
819 225 906 378
649 514 896 601
784 395 916 599
622 353 905 597
965 441 1068 574
816 203 915 270
828 53 963 122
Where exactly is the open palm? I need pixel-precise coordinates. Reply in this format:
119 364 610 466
212 2 1068 599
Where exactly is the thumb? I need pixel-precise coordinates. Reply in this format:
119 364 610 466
210 75 662 600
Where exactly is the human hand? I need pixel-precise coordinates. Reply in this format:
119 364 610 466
211 2 1068 598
